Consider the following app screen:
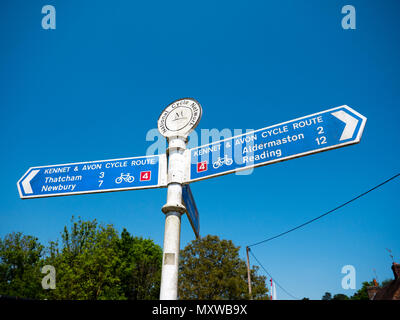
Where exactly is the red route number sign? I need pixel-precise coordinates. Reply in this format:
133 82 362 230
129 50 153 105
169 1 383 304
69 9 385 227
197 161 207 173
140 171 151 181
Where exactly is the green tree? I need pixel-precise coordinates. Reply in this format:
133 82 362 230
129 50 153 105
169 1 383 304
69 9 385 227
44 216 123 300
350 281 375 300
118 228 162 299
322 292 332 300
1 217 163 300
332 293 349 300
179 235 269 300
0 232 45 299
43 217 163 300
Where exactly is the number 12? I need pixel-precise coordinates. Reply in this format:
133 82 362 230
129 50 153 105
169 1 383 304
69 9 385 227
315 136 327 145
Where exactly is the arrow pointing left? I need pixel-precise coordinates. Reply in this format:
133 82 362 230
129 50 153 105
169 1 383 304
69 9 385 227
21 170 40 194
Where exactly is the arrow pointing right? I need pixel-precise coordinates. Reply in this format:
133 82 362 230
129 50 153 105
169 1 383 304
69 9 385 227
331 110 359 141
21 169 40 194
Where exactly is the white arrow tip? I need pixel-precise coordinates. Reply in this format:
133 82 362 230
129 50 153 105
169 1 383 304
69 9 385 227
21 169 40 194
331 110 359 141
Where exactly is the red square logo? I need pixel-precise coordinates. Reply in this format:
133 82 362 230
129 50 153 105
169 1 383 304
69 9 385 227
140 171 151 181
197 161 208 173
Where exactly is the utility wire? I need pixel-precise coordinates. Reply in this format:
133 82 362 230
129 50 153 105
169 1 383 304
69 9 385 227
248 173 400 248
248 248 299 300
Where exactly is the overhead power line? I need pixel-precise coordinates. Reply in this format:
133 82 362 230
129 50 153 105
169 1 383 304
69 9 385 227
248 173 400 248
248 248 299 300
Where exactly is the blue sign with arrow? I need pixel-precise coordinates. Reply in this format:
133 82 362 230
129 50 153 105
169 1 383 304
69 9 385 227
182 184 200 239
17 154 167 199
188 105 367 182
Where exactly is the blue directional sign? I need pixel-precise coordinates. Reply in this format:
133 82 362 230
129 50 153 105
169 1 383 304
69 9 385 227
17 154 167 199
182 184 200 239
187 105 367 182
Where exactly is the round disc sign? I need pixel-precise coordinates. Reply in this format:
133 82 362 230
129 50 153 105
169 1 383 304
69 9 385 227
158 98 202 138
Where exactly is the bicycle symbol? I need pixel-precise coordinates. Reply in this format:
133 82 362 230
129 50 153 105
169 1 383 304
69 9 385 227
212 156 233 169
115 173 135 184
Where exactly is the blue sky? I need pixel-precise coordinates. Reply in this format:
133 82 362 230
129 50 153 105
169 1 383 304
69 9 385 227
1 0 399 300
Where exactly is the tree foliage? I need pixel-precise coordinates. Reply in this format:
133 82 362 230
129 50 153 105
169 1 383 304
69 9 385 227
0 232 45 299
350 281 375 300
44 217 124 299
332 293 349 300
179 235 269 300
321 292 332 300
118 228 162 300
321 280 382 300
0 217 162 300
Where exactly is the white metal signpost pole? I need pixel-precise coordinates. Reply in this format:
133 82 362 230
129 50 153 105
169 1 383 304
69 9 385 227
159 135 186 300
157 98 202 300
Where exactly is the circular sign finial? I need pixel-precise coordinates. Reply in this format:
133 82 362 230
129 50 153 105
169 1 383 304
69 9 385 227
157 98 202 138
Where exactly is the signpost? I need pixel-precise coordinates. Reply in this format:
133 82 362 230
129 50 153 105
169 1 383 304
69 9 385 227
186 105 366 183
17 154 167 199
17 98 367 301
157 98 202 300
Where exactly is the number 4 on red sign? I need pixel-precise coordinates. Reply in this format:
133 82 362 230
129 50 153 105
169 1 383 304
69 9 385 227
197 161 207 173
140 171 151 181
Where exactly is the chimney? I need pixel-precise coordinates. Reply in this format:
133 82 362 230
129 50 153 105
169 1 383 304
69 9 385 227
367 287 379 300
392 263 400 280
367 278 380 300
